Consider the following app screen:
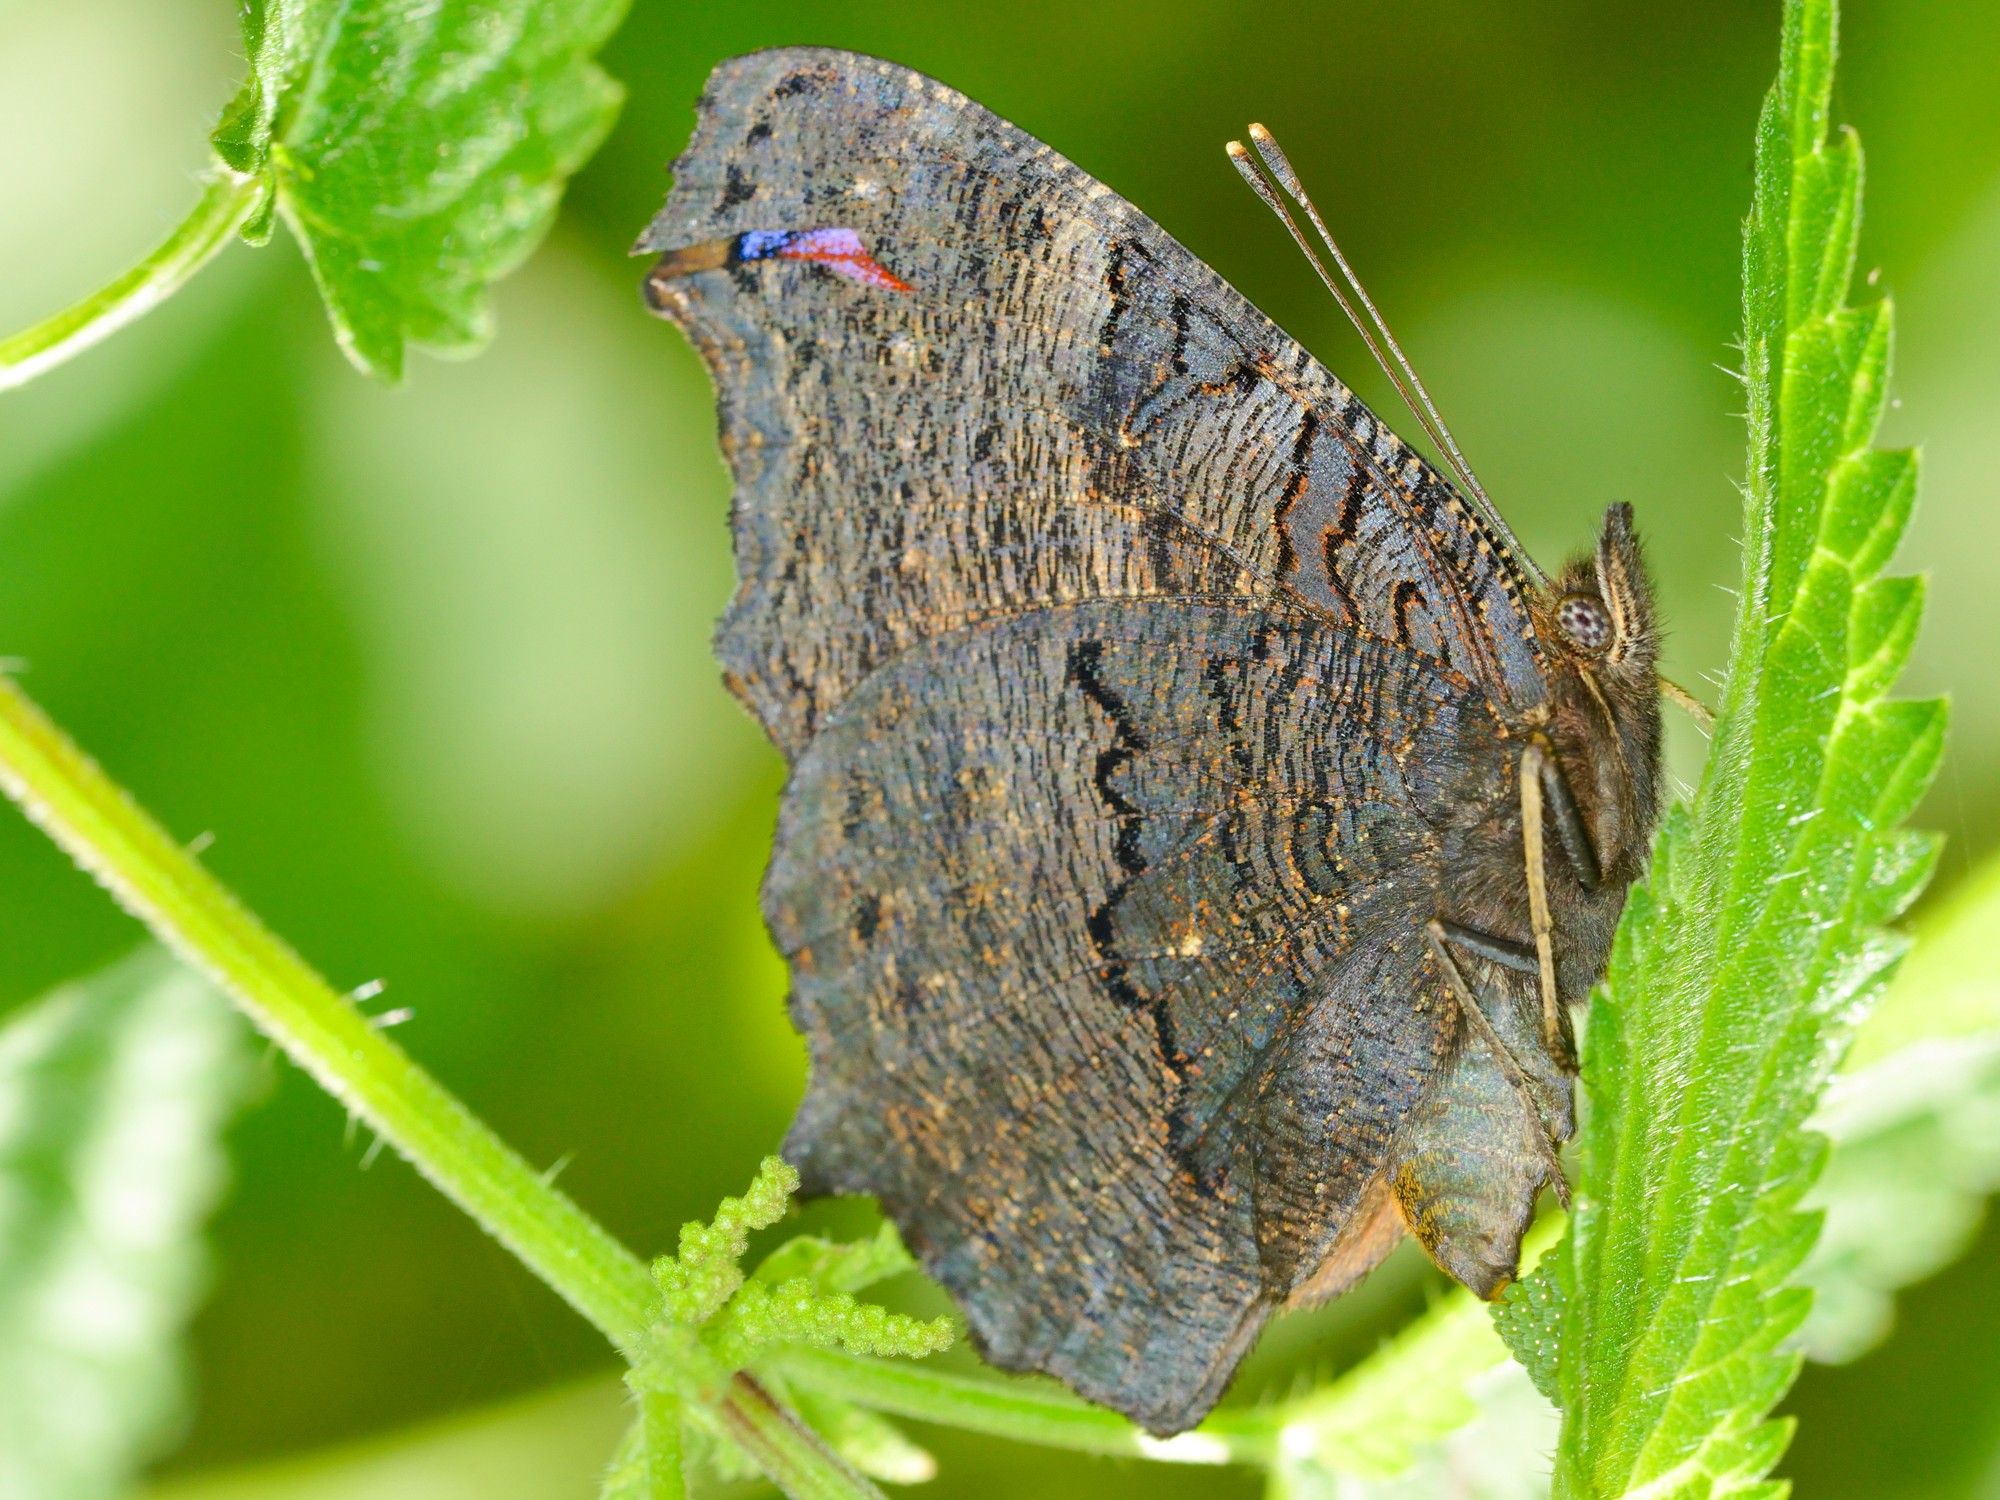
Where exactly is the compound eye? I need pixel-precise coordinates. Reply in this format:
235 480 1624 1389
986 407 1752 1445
1556 593 1614 654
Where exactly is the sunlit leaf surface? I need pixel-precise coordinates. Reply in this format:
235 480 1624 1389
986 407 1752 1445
213 0 628 378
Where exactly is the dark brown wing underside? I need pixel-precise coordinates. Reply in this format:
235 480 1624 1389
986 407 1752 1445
638 46 1563 1434
636 46 1549 760
769 599 1485 1430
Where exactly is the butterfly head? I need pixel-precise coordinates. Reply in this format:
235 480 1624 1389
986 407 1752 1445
1545 502 1657 682
1532 502 1664 883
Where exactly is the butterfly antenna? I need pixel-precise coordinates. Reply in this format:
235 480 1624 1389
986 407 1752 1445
1225 143 1425 458
1229 125 1544 583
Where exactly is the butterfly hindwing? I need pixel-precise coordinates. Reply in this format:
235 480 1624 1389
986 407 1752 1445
765 598 1500 1430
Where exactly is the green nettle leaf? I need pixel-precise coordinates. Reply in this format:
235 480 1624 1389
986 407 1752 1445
750 1220 922 1296
212 0 629 379
1328 856 2000 1497
1491 0 1943 1494
0 949 247 1500
611 1159 953 1496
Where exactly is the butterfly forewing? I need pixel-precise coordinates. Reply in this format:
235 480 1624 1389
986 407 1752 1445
637 47 1548 755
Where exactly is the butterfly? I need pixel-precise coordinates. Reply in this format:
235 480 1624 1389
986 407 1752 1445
637 46 1664 1435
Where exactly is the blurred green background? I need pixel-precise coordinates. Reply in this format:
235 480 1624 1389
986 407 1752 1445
2 0 1997 1495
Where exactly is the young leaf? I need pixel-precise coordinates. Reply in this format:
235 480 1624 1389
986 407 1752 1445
0 948 247 1500
212 0 629 378
1494 0 1943 1495
751 1221 921 1296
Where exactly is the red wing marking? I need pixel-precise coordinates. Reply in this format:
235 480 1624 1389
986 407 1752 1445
649 228 915 295
759 227 913 292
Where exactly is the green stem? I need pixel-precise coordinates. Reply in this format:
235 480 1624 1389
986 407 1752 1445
0 167 266 393
777 1238 1545 1476
604 1387 687 1499
771 1350 1278 1467
0 674 876 1500
720 1375 887 1500
0 673 653 1343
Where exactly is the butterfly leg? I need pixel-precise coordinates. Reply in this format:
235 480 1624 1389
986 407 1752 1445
1423 921 1571 1208
1525 735 1604 890
1433 918 1537 975
1660 675 1716 729
1519 735 1606 1065
1519 741 1563 1064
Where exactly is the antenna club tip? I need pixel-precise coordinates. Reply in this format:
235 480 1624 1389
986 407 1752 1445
1227 146 1280 206
1247 125 1301 193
